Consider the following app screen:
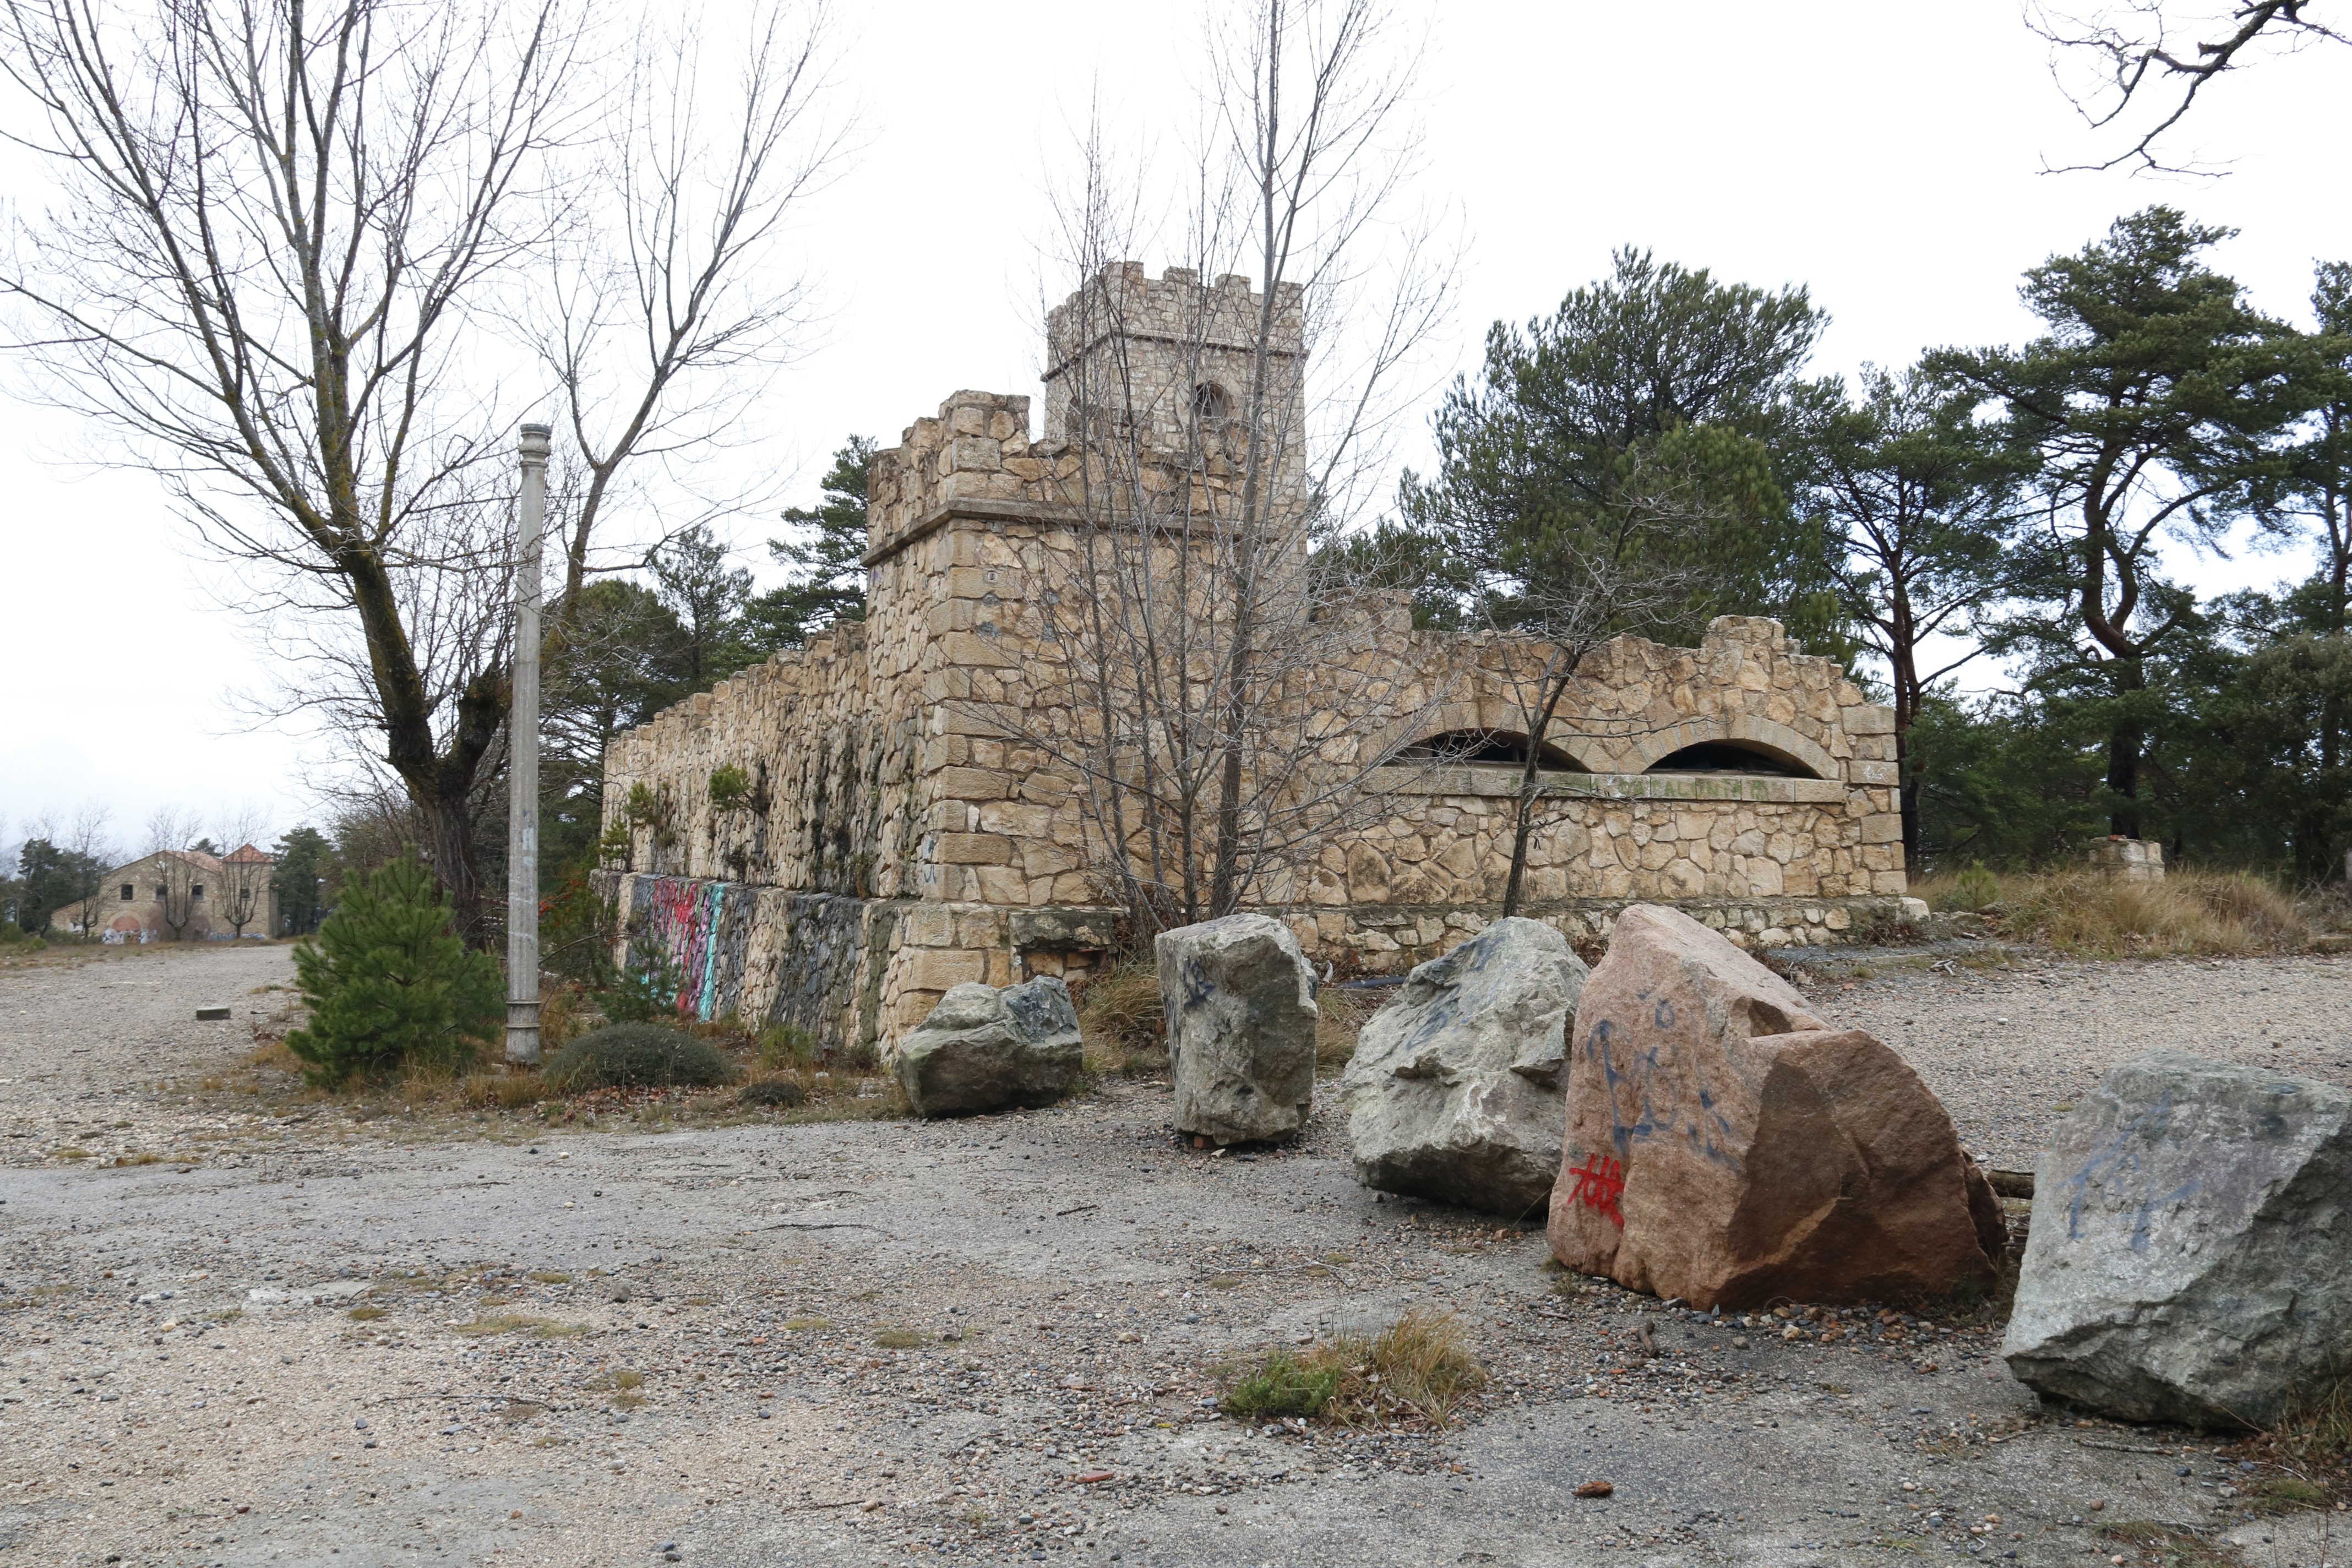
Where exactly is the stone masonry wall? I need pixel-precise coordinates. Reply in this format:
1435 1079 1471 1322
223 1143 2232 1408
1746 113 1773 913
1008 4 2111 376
598 264 1910 1053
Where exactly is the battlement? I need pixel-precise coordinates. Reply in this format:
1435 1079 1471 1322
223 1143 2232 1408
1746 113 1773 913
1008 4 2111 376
1042 262 1306 449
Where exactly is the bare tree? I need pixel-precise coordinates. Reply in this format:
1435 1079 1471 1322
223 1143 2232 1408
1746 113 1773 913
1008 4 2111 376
1003 0 1456 934
2030 1 2346 172
1 0 842 941
60 804 118 938
1465 466 1714 917
142 809 207 941
213 810 272 939
532 2 848 606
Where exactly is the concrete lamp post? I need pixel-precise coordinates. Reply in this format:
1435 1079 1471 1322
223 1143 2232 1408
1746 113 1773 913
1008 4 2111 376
506 422 551 1067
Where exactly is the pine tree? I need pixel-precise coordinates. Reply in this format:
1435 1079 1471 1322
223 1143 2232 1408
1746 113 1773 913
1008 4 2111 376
744 435 874 650
285 857 503 1086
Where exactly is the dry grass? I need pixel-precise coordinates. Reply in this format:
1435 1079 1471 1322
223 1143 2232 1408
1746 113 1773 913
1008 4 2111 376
1915 867 2312 957
2249 1375 2352 1504
449 1315 584 1339
1077 962 1166 1076
1315 983 1385 1072
538 983 600 1053
1218 1308 1486 1428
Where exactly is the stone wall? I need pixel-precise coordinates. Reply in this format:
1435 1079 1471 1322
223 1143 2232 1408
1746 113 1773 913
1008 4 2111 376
597 264 1912 1053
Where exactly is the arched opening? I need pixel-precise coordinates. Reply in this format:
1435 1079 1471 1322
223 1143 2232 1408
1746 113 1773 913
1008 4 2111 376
1645 740 1819 778
1393 729 1591 771
1191 381 1231 421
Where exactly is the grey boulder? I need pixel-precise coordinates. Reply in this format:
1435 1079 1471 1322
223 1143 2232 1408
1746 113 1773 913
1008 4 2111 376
1156 913 1317 1145
891 977 1084 1118
1343 918 1588 1216
2003 1050 2352 1429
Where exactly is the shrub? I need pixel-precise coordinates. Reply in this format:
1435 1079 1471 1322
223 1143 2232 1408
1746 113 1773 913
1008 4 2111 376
738 1074 808 1108
285 858 502 1087
603 930 684 1023
707 764 753 813
542 1023 734 1092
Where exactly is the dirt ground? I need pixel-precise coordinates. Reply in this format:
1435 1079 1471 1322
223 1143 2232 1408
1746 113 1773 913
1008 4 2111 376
2 939 2348 1568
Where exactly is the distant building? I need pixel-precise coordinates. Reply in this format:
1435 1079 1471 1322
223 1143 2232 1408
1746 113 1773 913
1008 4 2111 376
56 845 279 941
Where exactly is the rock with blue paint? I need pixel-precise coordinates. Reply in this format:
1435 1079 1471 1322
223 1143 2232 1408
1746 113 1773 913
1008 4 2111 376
2003 1050 2352 1429
1343 917 1589 1216
1155 913 1318 1145
891 976 1084 1118
1547 902 2003 1309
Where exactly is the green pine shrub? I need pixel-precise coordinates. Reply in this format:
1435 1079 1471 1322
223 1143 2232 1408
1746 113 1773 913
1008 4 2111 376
285 858 502 1087
602 929 684 1023
542 1023 734 1092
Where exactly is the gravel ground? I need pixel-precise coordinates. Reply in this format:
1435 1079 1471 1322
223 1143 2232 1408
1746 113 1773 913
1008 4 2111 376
2 940 2347 1568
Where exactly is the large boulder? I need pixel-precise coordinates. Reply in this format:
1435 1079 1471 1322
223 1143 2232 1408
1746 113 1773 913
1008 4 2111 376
892 977 1083 1118
1343 918 1589 1216
1156 913 1317 1145
1547 903 2002 1309
2003 1052 2352 1430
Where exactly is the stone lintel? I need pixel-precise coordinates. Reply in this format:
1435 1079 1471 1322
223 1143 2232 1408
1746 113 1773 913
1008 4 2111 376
1370 766 1847 805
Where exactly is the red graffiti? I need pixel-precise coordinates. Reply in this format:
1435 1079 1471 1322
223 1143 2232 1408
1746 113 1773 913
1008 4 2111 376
1565 1154 1626 1227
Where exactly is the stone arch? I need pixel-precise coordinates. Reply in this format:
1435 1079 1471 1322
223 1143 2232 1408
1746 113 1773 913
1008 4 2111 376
1367 700 1612 772
1620 715 1839 780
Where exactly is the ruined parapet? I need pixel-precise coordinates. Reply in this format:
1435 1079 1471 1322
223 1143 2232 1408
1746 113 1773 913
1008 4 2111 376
2088 836 2165 881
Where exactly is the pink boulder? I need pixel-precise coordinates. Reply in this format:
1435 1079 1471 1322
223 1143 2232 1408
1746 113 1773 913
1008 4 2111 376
1547 904 2002 1309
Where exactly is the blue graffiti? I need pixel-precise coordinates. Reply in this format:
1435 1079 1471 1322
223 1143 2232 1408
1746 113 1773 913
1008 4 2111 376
2061 1093 2203 1253
1583 989 1742 1172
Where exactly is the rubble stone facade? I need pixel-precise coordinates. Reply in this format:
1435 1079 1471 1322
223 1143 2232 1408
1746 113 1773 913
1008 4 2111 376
597 265 1914 1054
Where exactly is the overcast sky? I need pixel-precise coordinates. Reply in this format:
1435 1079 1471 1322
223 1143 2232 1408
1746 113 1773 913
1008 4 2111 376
5 1 2347 853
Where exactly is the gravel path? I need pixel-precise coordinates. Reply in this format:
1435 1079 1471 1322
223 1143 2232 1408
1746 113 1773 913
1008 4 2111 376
1 943 2344 1568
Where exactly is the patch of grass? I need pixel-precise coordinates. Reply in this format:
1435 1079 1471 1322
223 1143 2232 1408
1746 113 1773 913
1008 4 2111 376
783 1316 831 1332
1913 867 2310 956
542 1023 735 1092
526 1270 572 1285
737 1073 808 1108
2257 1375 2352 1501
1217 1308 1487 1428
51 1146 91 1161
1077 962 1166 1076
1314 984 1382 1072
347 1305 388 1321
111 1151 162 1167
610 1390 647 1409
1221 1350 1342 1420
458 1071 545 1110
2091 1520 2238 1567
755 1022 821 1071
2246 1476 2327 1511
1207 1275 1244 1289
450 1315 585 1339
873 1329 928 1349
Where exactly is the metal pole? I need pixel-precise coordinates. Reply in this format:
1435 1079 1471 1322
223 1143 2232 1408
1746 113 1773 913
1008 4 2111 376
506 422 551 1066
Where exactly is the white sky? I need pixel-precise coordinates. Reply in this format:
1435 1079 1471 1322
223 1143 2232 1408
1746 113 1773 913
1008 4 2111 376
4 1 2347 853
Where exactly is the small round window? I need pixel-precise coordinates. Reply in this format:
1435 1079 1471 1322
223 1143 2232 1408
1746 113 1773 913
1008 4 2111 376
1193 382 1231 421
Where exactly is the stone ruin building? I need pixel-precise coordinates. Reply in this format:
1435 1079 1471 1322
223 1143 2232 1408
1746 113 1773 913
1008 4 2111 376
596 263 1918 1056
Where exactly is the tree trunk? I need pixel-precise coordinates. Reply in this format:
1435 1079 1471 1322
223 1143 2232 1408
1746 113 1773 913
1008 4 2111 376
2105 674 2144 839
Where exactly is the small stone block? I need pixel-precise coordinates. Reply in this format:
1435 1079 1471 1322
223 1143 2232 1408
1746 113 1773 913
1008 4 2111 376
195 1005 232 1021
